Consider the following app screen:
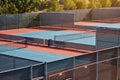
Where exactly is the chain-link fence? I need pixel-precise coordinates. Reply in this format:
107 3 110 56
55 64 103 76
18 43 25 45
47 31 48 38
47 46 119 80
0 45 120 80
40 12 74 29
96 28 120 50
0 54 40 72
92 8 120 20
0 13 40 30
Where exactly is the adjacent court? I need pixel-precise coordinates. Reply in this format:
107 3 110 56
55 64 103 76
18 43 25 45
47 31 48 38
89 23 120 29
14 30 96 46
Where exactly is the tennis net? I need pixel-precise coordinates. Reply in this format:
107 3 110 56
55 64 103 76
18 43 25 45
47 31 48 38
54 30 95 41
0 39 27 52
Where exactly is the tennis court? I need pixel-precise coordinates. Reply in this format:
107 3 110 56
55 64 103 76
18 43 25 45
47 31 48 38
14 30 96 46
74 21 100 26
74 22 120 31
89 23 120 29
0 39 71 72
0 40 70 63
90 17 120 24
74 17 120 30
0 32 83 73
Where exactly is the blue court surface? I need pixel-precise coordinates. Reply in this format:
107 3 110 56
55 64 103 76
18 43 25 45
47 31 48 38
0 48 69 62
14 30 96 46
0 45 17 52
89 23 120 29
14 30 77 40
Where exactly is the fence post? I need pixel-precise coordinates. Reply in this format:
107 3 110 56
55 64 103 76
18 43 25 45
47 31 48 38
30 65 33 80
45 62 47 80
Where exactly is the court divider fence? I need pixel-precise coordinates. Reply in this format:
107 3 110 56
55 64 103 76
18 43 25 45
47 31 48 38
0 45 119 80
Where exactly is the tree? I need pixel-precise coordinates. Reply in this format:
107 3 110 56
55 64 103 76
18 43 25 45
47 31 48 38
0 5 3 14
116 0 120 6
47 0 63 11
74 0 89 9
14 0 41 13
59 0 65 4
64 0 77 10
39 0 48 10
100 0 112 7
111 0 118 6
0 0 41 14
89 0 102 8
8 2 18 14
0 0 120 14
111 0 120 6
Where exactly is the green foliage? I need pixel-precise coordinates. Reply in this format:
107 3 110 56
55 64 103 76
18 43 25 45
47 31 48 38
39 0 48 10
54 5 64 11
47 0 63 11
74 0 89 9
0 0 41 14
89 0 102 8
14 0 41 13
0 0 120 14
112 0 120 7
111 0 118 6
117 1 120 6
64 0 77 10
8 2 18 14
100 0 112 7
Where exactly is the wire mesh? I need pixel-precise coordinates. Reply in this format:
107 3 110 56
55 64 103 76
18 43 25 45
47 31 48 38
98 58 117 80
40 12 74 29
0 66 31 80
96 28 120 50
47 56 119 80
0 54 40 72
0 13 40 30
54 30 95 41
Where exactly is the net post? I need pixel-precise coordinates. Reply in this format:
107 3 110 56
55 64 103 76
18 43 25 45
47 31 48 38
30 65 33 80
43 39 46 46
54 35 56 41
25 39 28 48
47 39 53 47
13 57 16 68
